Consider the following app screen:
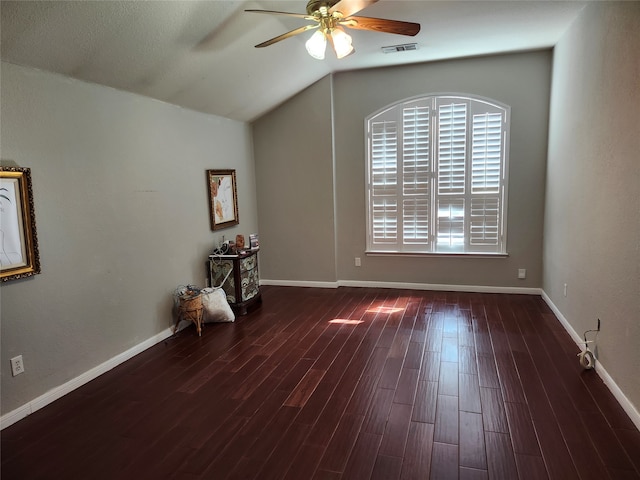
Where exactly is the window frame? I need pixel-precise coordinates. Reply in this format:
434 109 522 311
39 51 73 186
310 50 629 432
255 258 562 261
365 93 510 256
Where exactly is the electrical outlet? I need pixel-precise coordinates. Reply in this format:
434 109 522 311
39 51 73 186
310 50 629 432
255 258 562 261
10 355 25 376
355 257 361 267
517 268 526 279
563 283 568 297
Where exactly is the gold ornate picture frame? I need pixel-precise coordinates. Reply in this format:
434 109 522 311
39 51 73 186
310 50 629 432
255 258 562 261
207 169 239 230
1 166 41 281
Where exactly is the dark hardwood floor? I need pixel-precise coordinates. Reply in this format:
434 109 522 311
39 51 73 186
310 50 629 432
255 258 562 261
2 286 640 480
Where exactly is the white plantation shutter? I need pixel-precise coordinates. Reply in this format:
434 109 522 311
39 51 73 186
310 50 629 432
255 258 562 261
437 199 465 248
372 198 397 243
402 105 430 244
370 119 399 245
472 112 503 194
367 95 509 254
403 197 429 244
437 103 467 194
470 197 500 245
402 106 430 196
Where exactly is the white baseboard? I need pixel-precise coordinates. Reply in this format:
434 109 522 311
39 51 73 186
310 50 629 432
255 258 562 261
1 327 175 430
541 291 640 431
261 278 541 295
259 279 339 289
338 280 541 295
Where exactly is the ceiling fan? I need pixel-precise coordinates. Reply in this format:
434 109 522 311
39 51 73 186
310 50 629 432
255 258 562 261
246 0 420 60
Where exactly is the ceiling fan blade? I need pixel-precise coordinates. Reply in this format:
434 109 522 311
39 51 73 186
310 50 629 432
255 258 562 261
329 0 378 19
245 9 315 21
254 24 319 48
341 16 420 36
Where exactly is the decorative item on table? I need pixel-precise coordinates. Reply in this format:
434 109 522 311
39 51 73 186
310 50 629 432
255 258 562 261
236 234 245 252
212 235 231 255
249 233 259 250
212 242 228 256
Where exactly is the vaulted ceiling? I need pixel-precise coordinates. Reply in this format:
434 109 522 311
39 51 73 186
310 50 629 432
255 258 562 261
1 1 586 122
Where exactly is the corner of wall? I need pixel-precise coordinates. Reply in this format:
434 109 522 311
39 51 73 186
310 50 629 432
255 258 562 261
541 290 640 431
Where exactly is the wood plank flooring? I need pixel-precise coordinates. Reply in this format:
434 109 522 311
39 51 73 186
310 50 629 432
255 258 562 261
2 286 639 479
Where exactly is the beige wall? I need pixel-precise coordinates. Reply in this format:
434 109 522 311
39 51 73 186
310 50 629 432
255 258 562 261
254 51 552 289
544 2 640 412
253 76 336 283
0 63 258 415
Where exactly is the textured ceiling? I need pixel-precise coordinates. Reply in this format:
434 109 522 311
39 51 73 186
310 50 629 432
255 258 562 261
1 0 586 122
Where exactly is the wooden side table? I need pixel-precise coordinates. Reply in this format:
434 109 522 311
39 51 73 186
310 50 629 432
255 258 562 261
209 249 261 315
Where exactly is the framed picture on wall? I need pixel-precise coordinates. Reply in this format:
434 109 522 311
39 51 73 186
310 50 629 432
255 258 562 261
207 169 239 230
1 166 41 282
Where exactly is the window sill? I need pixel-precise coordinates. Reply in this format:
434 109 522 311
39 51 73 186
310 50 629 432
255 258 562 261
365 251 509 259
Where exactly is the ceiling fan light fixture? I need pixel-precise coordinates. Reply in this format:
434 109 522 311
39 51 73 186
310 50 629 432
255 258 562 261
331 28 353 59
248 0 420 60
305 30 327 59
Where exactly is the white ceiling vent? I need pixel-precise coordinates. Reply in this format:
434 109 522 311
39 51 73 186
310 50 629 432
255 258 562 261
381 43 418 54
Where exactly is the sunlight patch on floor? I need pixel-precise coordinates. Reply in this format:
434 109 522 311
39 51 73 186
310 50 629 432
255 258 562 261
329 319 364 325
366 306 404 314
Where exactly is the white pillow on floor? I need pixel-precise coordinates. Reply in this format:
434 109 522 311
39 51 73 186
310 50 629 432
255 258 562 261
200 287 235 323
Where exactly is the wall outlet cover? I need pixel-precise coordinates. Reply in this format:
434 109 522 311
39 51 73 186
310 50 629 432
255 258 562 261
10 355 25 376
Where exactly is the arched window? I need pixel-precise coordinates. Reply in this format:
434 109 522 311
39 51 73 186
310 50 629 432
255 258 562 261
366 94 510 255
